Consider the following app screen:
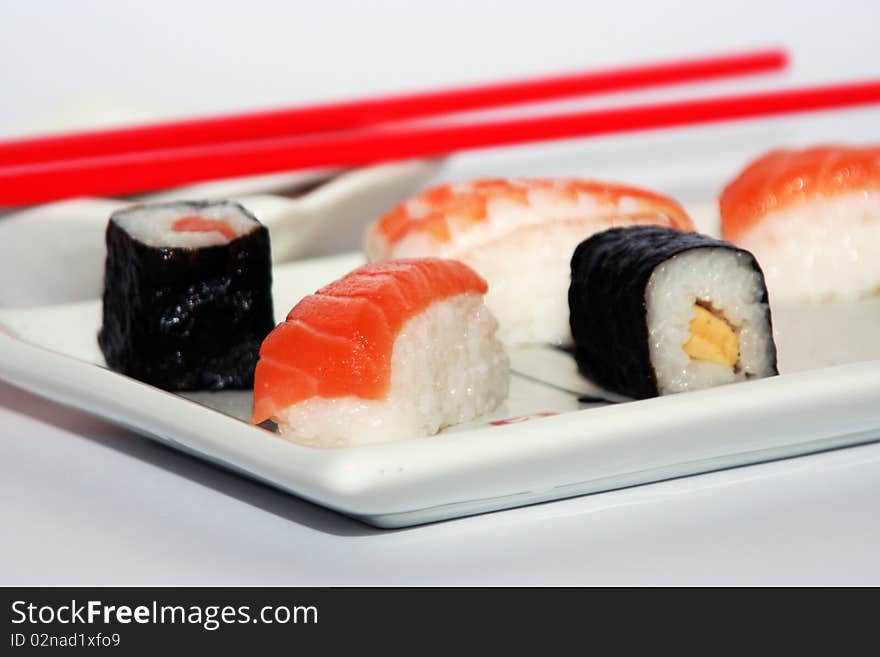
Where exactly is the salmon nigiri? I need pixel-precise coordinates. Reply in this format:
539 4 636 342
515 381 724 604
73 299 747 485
721 145 880 303
252 258 509 447
364 178 694 345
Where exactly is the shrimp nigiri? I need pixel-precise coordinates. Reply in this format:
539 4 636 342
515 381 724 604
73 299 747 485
364 178 694 344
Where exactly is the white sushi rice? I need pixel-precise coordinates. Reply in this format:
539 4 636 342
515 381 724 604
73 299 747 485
462 218 671 345
367 187 683 345
113 202 258 248
273 292 509 448
733 191 880 304
645 248 776 394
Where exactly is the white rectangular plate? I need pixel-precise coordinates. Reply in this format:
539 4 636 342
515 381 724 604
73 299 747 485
2 250 880 528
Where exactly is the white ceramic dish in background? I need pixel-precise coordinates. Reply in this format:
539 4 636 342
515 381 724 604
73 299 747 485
1 242 879 528
0 159 441 307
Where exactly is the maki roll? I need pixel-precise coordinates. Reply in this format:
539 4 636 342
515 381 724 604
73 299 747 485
569 226 778 399
98 201 274 390
721 145 880 303
251 258 509 447
364 178 694 345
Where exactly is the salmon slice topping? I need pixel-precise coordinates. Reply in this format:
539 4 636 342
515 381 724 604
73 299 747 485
720 145 880 240
172 216 238 241
251 258 487 424
372 178 693 247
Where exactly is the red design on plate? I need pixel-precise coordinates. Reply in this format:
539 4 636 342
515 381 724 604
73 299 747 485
490 412 558 426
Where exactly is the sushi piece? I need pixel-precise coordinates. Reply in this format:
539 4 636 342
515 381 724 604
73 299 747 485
251 258 509 447
364 178 695 345
721 145 880 303
98 200 274 390
569 226 777 399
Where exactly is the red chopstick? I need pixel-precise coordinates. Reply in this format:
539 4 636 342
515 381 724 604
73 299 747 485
0 49 786 166
3 78 879 207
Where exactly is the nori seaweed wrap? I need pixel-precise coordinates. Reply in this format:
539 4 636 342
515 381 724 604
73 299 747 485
569 225 777 399
98 200 274 390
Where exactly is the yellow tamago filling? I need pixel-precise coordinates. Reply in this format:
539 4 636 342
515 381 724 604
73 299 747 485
682 304 738 368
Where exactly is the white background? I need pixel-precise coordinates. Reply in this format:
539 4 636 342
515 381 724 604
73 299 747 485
3 0 880 136
2 0 880 584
